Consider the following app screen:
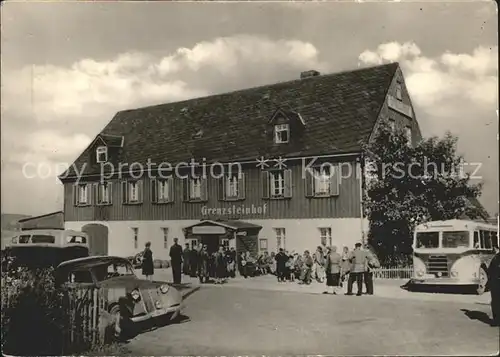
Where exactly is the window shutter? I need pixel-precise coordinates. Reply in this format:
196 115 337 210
72 184 78 206
261 171 270 199
330 164 340 196
238 173 246 200
121 181 128 204
284 169 292 198
305 168 314 197
137 180 143 203
200 177 208 202
218 176 226 201
150 179 158 203
182 178 189 202
167 177 175 202
108 182 113 204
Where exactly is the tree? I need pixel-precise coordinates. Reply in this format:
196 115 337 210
362 123 483 265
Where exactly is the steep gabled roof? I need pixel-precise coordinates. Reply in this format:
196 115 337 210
62 63 399 179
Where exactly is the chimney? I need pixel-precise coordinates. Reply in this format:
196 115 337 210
300 70 320 79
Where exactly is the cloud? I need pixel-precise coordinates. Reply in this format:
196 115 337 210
1 34 324 215
358 41 498 213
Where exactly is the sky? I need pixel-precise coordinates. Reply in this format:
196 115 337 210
1 1 498 216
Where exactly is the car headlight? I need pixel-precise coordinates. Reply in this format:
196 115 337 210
155 301 162 309
413 256 426 278
131 289 141 301
450 256 480 280
160 284 169 294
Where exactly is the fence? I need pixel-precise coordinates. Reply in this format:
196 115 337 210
372 266 413 280
2 284 107 355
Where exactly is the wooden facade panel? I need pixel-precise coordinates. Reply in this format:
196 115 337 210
64 159 362 222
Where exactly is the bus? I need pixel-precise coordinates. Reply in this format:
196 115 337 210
3 229 90 269
411 219 498 294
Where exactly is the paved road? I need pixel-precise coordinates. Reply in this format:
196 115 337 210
124 285 499 356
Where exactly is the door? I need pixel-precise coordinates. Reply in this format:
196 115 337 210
82 224 109 256
201 234 220 254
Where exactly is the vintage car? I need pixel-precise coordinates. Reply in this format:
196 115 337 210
55 256 184 330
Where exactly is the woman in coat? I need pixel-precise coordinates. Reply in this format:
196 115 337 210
141 242 154 280
214 246 227 284
197 245 210 283
340 246 351 287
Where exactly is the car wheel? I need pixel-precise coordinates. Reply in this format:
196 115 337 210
476 267 488 295
109 305 122 339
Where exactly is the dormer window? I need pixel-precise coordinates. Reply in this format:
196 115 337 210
396 82 403 101
274 124 289 144
96 146 108 163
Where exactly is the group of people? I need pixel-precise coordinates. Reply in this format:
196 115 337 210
269 243 379 295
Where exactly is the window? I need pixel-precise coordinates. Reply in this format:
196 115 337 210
442 231 469 248
96 146 108 163
270 171 285 197
226 174 239 199
31 235 55 244
313 166 331 196
221 238 229 248
188 239 199 248
220 173 245 201
259 238 268 252
415 232 439 248
158 180 170 202
262 170 291 199
151 178 173 204
75 184 90 206
190 177 202 200
491 231 499 248
274 124 289 144
479 230 492 249
305 165 339 197
161 228 168 249
67 235 87 244
19 235 30 243
405 126 412 144
275 228 286 250
389 119 396 132
122 180 143 204
69 270 94 284
132 228 138 249
97 182 112 205
319 228 332 247
395 83 403 101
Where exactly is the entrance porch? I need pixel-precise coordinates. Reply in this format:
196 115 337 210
182 219 262 257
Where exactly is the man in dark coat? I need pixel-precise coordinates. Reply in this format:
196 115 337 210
275 248 288 282
182 243 191 275
487 245 500 327
169 238 183 284
141 242 154 280
189 243 199 277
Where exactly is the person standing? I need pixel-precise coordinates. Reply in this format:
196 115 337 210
226 247 237 278
341 246 351 288
189 243 199 277
346 243 368 296
324 246 342 294
487 245 500 327
364 245 380 295
299 250 314 285
141 242 154 281
182 243 191 275
214 245 227 284
169 237 183 284
197 244 210 283
275 248 288 282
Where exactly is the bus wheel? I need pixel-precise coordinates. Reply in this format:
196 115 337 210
476 267 488 295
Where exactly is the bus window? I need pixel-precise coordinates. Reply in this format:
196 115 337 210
416 232 439 248
67 236 87 244
19 235 30 244
31 235 55 244
442 231 469 248
474 231 480 248
492 231 499 248
480 230 492 249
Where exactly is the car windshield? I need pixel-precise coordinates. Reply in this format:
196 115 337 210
415 232 439 248
93 261 135 282
442 231 469 248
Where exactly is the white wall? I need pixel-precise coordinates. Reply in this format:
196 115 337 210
65 218 368 260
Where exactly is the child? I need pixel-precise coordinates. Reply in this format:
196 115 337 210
286 255 295 282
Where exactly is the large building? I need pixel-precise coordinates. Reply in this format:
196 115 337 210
60 63 422 259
